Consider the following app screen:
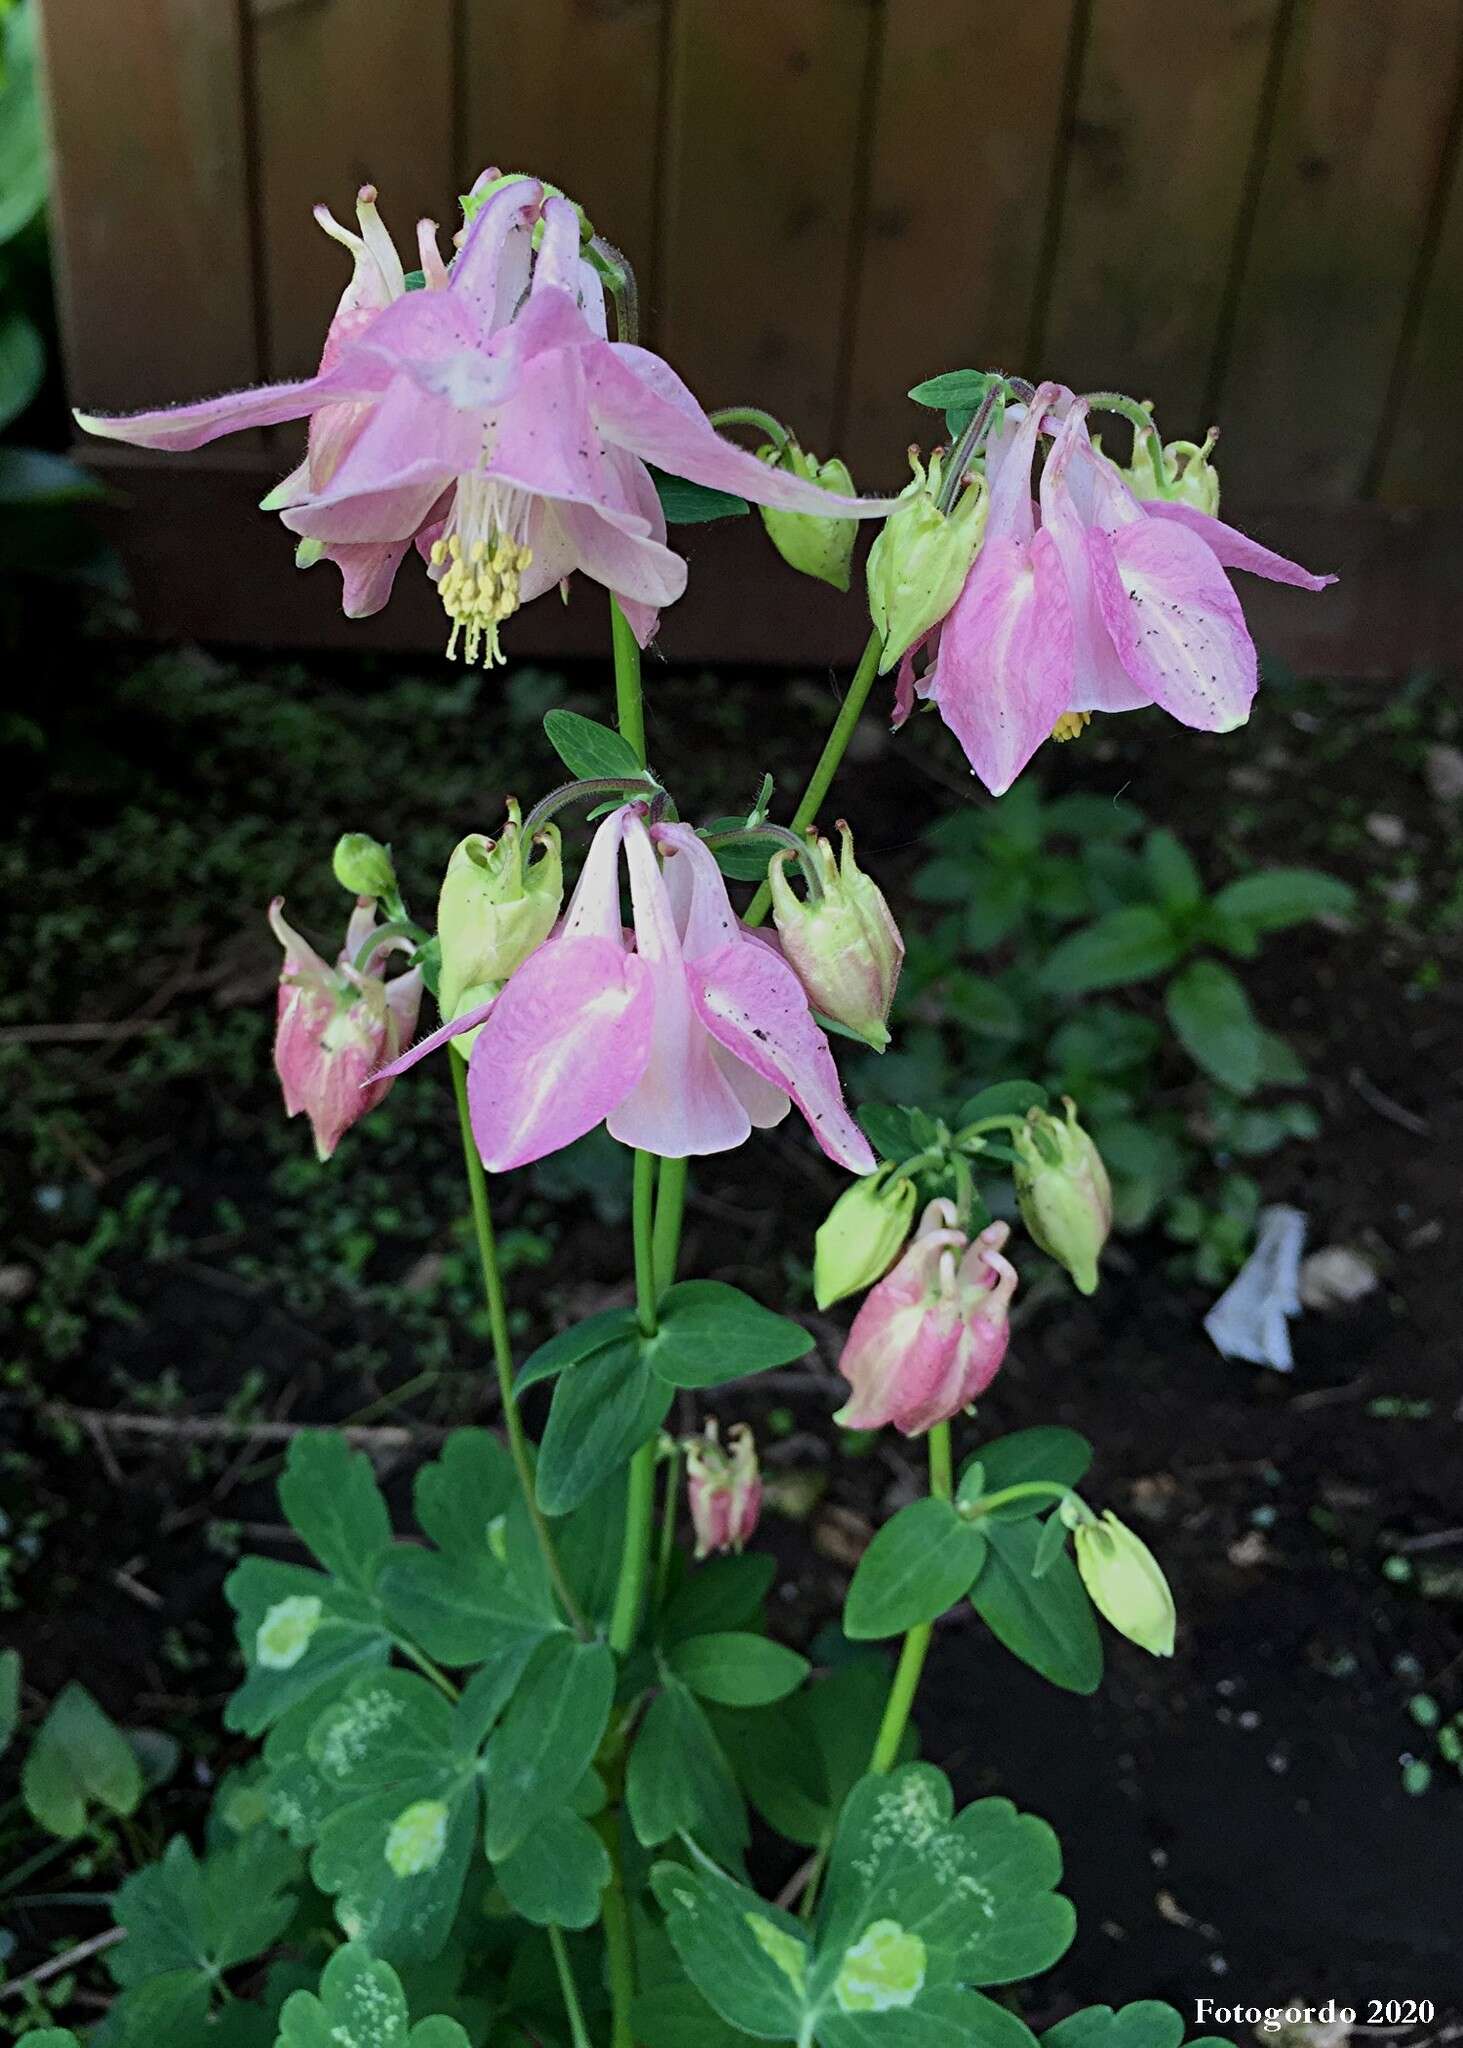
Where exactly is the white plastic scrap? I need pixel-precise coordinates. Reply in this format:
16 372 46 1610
1203 1204 1306 1372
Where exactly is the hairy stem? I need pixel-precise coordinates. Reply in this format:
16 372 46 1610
868 1420 954 1774
744 626 885 928
709 403 790 451
451 1057 590 1639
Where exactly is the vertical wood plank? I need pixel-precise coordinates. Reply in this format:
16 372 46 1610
459 0 664 323
1215 0 1463 504
38 0 258 411
1375 99 1463 506
1039 0 1281 433
658 0 876 455
841 0 1078 484
249 0 455 379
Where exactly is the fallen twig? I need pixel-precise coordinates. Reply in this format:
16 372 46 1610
43 1403 451 1449
0 1020 166 1045
0 1926 126 2003
1349 1066 1431 1137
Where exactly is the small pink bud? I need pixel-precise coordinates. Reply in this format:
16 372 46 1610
269 896 423 1161
768 822 904 1050
685 1420 762 1559
834 1203 1017 1437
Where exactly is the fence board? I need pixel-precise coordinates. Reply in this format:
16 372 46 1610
459 0 664 326
1039 0 1281 435
658 0 876 456
840 0 1077 485
249 0 456 380
1376 94 1463 507
37 0 257 411
1215 0 1462 504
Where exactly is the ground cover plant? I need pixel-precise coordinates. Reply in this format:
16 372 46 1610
4 163 1460 2045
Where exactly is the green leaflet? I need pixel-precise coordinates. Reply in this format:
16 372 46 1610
667 1632 810 1708
844 1499 988 1640
970 1518 1104 1695
483 1635 615 1860
21 1680 142 1837
274 1942 471 2048
493 1805 610 1930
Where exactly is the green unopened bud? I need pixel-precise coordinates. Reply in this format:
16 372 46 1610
769 821 904 1051
867 447 987 675
814 1163 918 1310
1012 1097 1112 1295
1124 424 1220 516
332 833 398 902
757 441 858 592
1073 1510 1175 1657
437 801 562 1051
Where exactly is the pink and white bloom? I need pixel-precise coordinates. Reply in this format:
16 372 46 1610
897 387 1334 795
77 176 892 656
377 804 875 1173
270 896 423 1161
685 1420 762 1558
835 1204 1017 1436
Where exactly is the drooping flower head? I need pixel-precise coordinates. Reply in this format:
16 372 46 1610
269 896 423 1161
78 175 893 657
835 1203 1017 1437
813 1163 917 1311
757 439 859 591
897 385 1334 794
685 1420 762 1558
375 803 875 1175
768 821 904 1051
867 444 988 673
1070 1508 1176 1657
1012 1097 1112 1296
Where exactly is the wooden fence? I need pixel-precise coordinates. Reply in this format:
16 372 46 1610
36 0 1463 671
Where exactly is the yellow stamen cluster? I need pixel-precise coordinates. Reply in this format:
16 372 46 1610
1051 711 1093 743
430 531 535 667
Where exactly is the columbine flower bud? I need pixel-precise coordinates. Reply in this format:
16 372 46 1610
835 1205 1017 1437
1124 426 1221 516
685 1421 762 1558
437 801 563 1046
269 897 423 1161
1012 1098 1112 1296
332 832 398 902
814 1164 917 1310
867 446 988 674
757 441 858 591
768 822 903 1051
1073 1510 1176 1657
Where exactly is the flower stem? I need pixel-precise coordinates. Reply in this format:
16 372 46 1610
609 1152 661 1655
709 404 790 451
654 1438 682 1613
548 1925 592 2048
611 596 647 767
597 1814 638 2048
744 625 885 928
652 1154 688 1295
450 1056 590 1639
868 1419 953 1775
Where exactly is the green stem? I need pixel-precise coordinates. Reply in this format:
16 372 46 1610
611 596 647 767
451 1057 591 1640
967 1479 1082 1519
709 404 790 451
609 1154 661 1654
597 1813 638 2048
390 1636 460 1701
652 1154 688 1295
868 1420 954 1775
654 1439 682 1613
547 1925 592 2048
744 626 885 928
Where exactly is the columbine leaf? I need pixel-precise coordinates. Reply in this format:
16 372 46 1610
821 1987 1040 2048
278 1433 392 1593
411 1429 517 1556
377 1546 553 1665
649 467 750 523
109 1832 296 1990
907 370 996 414
667 1632 810 1708
1211 867 1355 934
536 1337 672 1514
817 1763 1075 1993
660 1552 777 1646
493 1805 610 1930
21 1681 142 1837
651 1279 813 1388
844 1499 987 1641
1042 2001 1229 2048
306 1670 481 1964
224 1558 391 1736
633 1982 763 2047
652 1859 812 2038
970 1520 1103 1695
483 1635 615 1860
542 707 646 779
715 1660 912 1851
627 1675 747 1865
516 1306 641 1392
275 1942 471 2048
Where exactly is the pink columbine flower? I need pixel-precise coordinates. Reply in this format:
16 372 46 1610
685 1420 763 1558
77 176 892 658
835 1204 1018 1436
270 896 423 1161
897 385 1334 795
376 804 875 1173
